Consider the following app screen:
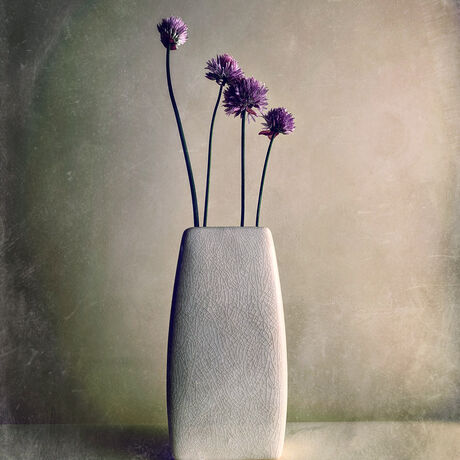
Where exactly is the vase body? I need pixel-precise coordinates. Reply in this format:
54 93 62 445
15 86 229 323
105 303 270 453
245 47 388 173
167 227 287 460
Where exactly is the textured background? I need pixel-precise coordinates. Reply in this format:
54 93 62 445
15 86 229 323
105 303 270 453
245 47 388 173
1 0 459 425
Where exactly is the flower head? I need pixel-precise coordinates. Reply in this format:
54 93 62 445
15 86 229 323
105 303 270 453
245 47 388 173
259 107 295 139
157 16 188 50
205 54 244 86
223 77 268 121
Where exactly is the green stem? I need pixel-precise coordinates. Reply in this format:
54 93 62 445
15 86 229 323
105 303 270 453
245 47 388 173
166 44 200 227
240 111 246 227
203 82 224 227
256 136 275 227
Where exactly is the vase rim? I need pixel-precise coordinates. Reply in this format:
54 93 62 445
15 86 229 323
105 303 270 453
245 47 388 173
185 226 270 230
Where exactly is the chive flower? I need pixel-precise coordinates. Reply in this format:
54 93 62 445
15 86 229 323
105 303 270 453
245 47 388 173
205 54 244 86
160 16 199 227
222 77 268 226
259 107 295 139
157 16 188 50
256 107 295 227
223 76 268 121
203 54 244 227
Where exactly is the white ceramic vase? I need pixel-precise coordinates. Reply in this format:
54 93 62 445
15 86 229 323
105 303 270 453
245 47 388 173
167 227 287 460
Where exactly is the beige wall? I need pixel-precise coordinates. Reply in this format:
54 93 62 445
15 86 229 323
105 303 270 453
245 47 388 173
3 0 460 423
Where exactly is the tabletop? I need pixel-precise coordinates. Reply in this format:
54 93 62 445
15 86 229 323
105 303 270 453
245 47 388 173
1 421 459 459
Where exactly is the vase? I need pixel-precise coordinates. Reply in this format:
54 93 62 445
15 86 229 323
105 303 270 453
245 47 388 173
167 227 287 460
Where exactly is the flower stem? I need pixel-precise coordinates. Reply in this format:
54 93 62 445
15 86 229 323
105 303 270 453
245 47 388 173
256 136 275 227
203 82 224 227
240 111 246 227
166 44 200 227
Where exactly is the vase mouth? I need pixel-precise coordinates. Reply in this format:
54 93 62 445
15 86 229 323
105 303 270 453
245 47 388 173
182 226 273 241
184 225 270 233
185 226 269 230
182 226 273 239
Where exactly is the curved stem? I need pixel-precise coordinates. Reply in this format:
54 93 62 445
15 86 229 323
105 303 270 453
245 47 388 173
240 111 246 227
256 136 275 227
203 82 224 227
166 44 200 227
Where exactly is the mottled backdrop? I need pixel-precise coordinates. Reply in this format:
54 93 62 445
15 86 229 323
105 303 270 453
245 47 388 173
1 0 459 424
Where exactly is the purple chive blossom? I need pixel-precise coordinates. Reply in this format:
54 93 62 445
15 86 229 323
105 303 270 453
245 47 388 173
205 54 244 86
223 77 268 121
157 16 188 50
259 107 295 139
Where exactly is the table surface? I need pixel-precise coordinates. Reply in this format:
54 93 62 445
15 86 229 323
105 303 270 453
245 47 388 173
0 422 459 459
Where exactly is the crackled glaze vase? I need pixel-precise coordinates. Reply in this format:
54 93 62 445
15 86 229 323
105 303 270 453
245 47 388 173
167 227 287 460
